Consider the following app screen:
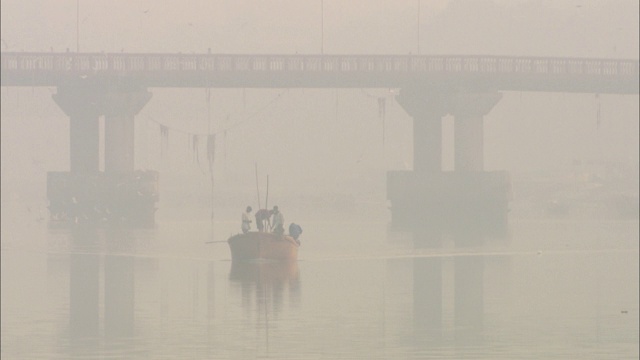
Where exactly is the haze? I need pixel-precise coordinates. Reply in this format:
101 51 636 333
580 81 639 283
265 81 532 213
1 1 638 359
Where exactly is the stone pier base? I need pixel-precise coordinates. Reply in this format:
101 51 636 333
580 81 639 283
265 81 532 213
47 170 158 225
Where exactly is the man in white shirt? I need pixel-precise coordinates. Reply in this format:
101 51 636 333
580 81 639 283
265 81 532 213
270 205 284 236
241 206 252 234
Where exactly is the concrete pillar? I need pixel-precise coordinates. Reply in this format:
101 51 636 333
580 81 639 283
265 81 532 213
455 117 484 172
413 116 442 175
452 92 502 172
396 88 453 175
53 85 104 172
104 91 152 173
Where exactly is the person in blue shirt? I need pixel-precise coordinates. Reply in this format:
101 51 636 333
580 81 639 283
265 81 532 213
289 223 303 242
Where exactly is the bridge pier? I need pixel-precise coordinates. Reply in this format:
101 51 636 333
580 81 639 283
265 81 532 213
103 90 157 224
48 84 158 225
389 88 510 237
104 91 152 172
52 85 102 172
397 87 451 176
453 92 502 172
451 91 509 234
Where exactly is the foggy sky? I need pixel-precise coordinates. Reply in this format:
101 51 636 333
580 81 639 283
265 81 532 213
1 0 638 57
1 0 638 204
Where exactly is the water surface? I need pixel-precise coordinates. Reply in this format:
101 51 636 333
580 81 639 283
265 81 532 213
1 202 638 359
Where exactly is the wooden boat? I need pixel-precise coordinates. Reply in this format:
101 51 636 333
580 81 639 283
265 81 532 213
227 231 299 261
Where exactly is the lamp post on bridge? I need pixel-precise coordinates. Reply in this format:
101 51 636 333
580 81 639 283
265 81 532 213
321 0 324 54
76 0 80 52
417 0 421 54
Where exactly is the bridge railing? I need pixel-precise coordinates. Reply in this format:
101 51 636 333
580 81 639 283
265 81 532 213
2 52 638 78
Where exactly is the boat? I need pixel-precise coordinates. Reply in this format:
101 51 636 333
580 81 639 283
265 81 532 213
228 167 300 261
227 231 299 261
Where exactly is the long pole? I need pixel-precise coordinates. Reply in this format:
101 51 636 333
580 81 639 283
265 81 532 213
265 175 269 210
255 163 261 209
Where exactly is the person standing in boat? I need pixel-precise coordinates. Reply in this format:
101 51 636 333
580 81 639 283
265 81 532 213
255 208 273 232
289 223 302 244
241 206 253 234
271 206 284 236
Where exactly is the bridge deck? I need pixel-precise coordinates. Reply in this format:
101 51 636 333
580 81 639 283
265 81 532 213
1 52 638 93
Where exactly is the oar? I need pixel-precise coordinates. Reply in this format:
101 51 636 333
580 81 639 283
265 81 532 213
205 240 227 244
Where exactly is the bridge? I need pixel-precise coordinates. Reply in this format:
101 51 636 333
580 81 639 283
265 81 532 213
1 52 638 93
2 52 639 228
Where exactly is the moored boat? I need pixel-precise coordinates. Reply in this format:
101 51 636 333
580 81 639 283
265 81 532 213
227 231 299 261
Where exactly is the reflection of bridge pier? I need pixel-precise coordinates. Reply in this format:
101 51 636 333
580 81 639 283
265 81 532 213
409 222 487 344
48 82 157 224
454 254 484 342
389 87 510 235
68 225 137 347
412 226 444 337
104 227 135 338
452 225 485 342
69 226 100 339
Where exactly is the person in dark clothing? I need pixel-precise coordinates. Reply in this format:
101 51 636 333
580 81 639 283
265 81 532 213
288 223 303 241
255 208 273 232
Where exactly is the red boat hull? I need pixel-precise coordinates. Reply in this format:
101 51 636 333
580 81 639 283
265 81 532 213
227 232 299 261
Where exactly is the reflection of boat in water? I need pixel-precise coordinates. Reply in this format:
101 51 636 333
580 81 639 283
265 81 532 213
229 260 299 284
229 258 301 324
227 232 299 261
